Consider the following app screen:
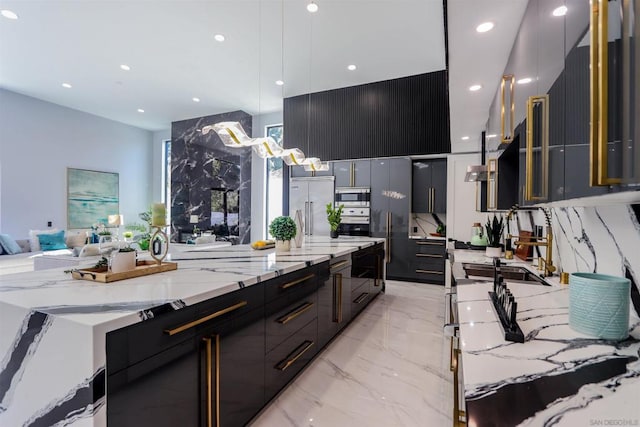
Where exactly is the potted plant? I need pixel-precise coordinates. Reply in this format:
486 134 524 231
269 216 297 252
111 245 137 273
326 203 344 238
485 214 504 258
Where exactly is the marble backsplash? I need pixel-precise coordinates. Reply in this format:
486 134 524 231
510 204 640 317
171 111 252 244
410 213 447 236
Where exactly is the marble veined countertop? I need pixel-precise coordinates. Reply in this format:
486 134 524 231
451 249 640 426
0 236 384 427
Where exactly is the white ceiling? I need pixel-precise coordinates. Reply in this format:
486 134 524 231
0 0 528 149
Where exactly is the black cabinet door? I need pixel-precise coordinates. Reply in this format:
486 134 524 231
431 159 447 213
333 161 352 187
370 158 390 238
353 160 371 187
387 158 412 279
412 161 432 213
317 259 352 349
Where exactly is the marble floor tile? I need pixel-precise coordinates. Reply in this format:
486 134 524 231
251 281 453 427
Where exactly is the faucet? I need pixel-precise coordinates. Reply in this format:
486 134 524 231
508 206 556 277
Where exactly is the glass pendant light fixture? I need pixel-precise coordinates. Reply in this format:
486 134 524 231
281 148 306 165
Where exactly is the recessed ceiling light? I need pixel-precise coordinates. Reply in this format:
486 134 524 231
347 64 357 71
307 1 318 13
61 83 72 89
1 9 18 20
487 134 497 138
137 108 145 113
214 34 225 42
192 97 201 103
275 80 284 86
476 22 494 33
552 6 568 17
120 64 131 71
461 136 470 140
517 77 533 84
469 84 482 91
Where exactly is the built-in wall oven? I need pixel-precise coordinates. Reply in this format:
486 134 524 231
335 188 371 236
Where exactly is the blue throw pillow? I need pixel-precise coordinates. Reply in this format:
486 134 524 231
38 230 68 251
0 234 23 255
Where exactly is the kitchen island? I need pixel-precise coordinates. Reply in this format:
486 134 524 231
0 236 384 427
450 250 640 426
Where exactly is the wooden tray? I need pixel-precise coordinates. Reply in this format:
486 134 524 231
71 261 178 283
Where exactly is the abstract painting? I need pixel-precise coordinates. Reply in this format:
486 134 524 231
67 168 119 229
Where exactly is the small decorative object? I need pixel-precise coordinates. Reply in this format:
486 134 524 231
484 214 504 257
326 203 344 239
149 225 169 264
151 203 167 227
293 209 304 247
250 240 276 250
111 247 136 273
569 273 630 340
269 216 297 252
190 214 200 236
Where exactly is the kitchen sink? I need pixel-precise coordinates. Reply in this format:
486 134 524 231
462 263 549 286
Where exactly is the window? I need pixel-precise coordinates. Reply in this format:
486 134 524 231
163 139 171 219
265 124 283 237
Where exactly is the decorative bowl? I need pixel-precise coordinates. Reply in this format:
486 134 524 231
569 272 631 340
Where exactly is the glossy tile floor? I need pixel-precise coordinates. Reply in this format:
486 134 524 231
252 281 453 427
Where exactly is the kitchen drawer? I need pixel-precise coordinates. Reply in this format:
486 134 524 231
265 318 318 400
265 264 321 303
413 267 445 284
106 284 264 375
351 280 371 316
414 255 445 271
413 239 446 255
266 291 318 353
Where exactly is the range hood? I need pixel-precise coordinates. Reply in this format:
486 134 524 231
464 165 488 182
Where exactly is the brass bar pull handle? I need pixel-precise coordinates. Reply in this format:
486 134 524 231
525 95 549 201
330 260 349 271
202 335 220 427
350 163 355 187
590 0 621 186
487 158 497 210
416 269 444 275
501 74 515 143
276 340 314 371
449 336 455 372
280 273 315 289
354 292 369 304
165 301 247 335
388 212 392 262
276 302 314 324
416 254 444 258
416 242 443 246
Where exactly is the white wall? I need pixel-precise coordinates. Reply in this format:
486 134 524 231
251 111 283 241
0 89 154 238
446 152 487 242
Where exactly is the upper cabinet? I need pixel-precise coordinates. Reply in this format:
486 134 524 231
333 160 370 187
493 0 639 207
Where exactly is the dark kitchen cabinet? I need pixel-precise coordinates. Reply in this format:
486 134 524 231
409 239 446 285
106 285 266 427
333 160 371 187
317 256 352 349
290 162 334 178
412 159 447 214
371 157 412 281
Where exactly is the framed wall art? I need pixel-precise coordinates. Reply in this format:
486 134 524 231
67 168 119 229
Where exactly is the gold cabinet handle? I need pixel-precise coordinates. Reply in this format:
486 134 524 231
350 162 355 187
487 158 497 210
164 301 247 335
416 241 443 246
276 302 314 324
501 74 515 143
416 253 443 258
525 94 549 201
415 269 444 275
590 0 621 186
280 273 315 289
353 292 369 304
275 340 314 371
330 260 349 271
202 335 220 427
450 336 455 372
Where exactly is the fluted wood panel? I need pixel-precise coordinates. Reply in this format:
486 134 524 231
283 72 451 160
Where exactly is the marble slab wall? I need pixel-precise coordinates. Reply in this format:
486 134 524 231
171 111 252 244
512 204 640 318
410 213 447 236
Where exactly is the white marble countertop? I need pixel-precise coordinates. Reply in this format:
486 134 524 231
0 236 384 427
450 249 640 426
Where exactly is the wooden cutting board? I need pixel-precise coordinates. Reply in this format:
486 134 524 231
514 231 533 261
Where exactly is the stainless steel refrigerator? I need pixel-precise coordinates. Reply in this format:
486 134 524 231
289 176 335 236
